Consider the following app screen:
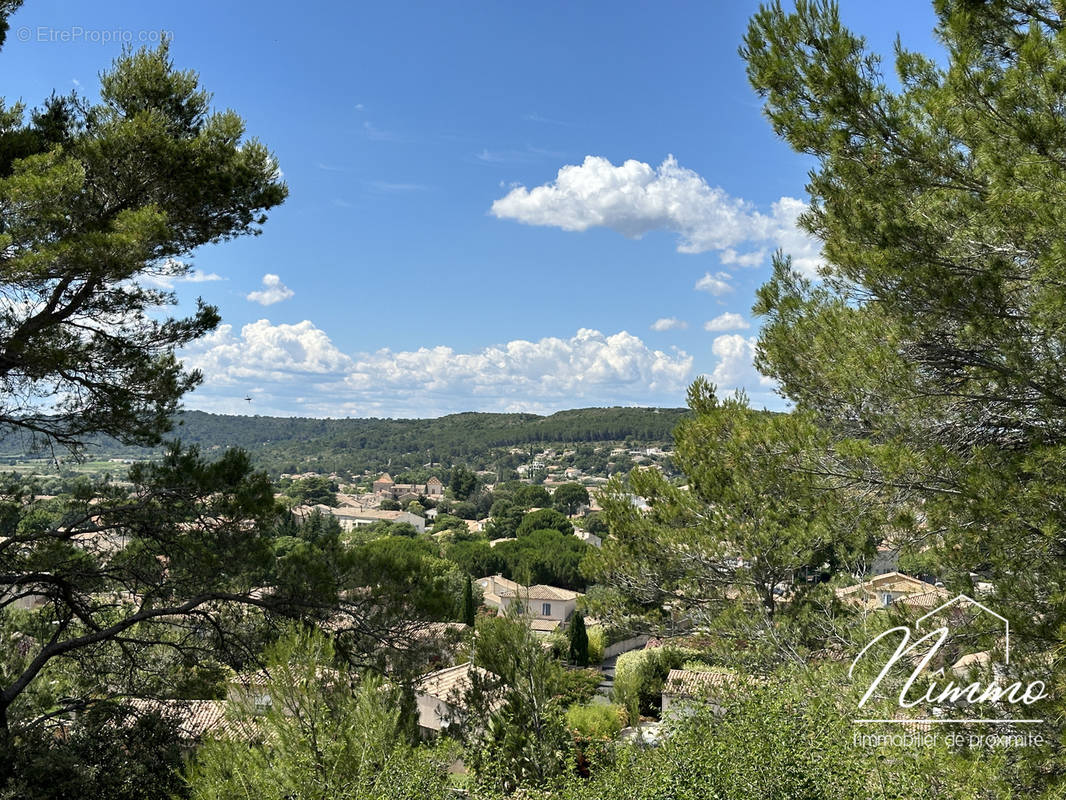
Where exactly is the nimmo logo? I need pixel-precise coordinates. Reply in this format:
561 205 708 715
848 594 1047 726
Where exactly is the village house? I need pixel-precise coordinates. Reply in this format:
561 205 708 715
414 661 496 737
372 473 444 500
293 504 426 533
122 699 233 744
574 529 602 548
660 668 752 717
835 571 950 611
476 574 582 633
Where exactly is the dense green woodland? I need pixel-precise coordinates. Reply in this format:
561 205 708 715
0 407 688 476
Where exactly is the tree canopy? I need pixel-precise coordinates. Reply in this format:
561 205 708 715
551 483 589 516
0 41 285 453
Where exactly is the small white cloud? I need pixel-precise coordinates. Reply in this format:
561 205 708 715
185 270 224 283
694 271 733 296
650 317 687 332
355 103 365 111
247 274 294 306
143 266 223 290
720 248 766 268
491 155 823 274
704 313 749 332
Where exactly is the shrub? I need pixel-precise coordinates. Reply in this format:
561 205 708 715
587 626 605 665
553 667 603 707
612 646 701 717
566 702 627 739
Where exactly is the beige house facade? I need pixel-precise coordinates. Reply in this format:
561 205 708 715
476 574 582 632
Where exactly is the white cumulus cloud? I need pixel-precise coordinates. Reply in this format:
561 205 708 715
491 155 822 273
247 274 294 306
708 334 774 391
183 320 353 385
181 322 694 417
704 313 749 332
650 317 687 331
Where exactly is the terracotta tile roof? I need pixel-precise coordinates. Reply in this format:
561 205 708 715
480 575 581 601
836 571 933 597
662 668 747 698
230 665 342 688
416 662 495 703
525 584 581 601
894 587 953 609
530 618 562 633
125 699 230 740
411 621 470 640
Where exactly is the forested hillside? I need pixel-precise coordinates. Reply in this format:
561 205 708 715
0 407 688 476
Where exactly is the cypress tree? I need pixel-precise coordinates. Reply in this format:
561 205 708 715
462 576 476 627
568 611 589 667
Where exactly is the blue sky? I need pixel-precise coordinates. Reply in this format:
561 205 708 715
3 1 941 418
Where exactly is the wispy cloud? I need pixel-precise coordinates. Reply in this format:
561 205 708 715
366 180 430 193
143 267 224 291
363 121 407 142
475 144 566 165
650 317 687 332
523 111 576 127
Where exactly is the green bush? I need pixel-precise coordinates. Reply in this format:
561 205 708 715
612 646 700 717
545 667 1011 799
587 626 605 665
553 667 603 707
566 703 627 739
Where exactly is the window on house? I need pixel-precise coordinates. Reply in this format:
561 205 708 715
542 602 551 616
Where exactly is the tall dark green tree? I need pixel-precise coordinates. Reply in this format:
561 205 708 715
462 576 476 626
516 508 573 538
740 0 1066 651
448 465 477 501
568 611 589 667
462 612 571 793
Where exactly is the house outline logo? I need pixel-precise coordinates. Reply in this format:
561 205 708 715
849 594 1047 724
915 594 1009 665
